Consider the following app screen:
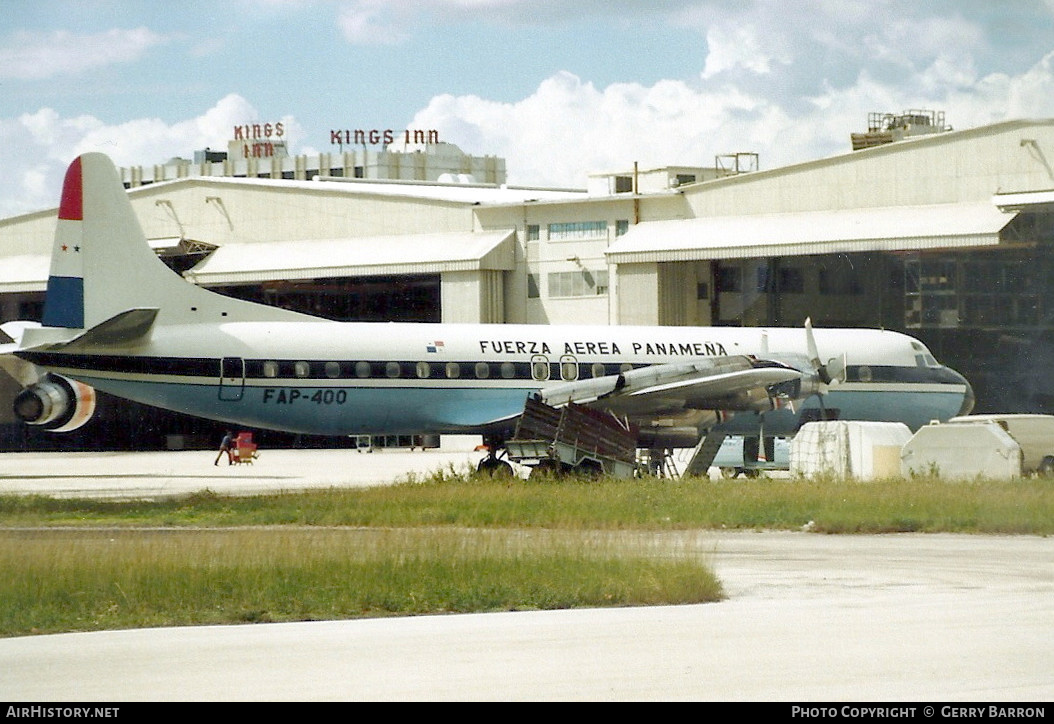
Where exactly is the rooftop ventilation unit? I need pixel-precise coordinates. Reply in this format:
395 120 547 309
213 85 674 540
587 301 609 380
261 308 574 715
851 110 950 151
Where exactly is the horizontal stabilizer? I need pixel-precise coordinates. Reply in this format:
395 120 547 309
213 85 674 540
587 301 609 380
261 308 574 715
0 343 44 387
55 308 159 350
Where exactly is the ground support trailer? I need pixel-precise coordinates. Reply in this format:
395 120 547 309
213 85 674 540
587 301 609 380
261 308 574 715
505 397 638 477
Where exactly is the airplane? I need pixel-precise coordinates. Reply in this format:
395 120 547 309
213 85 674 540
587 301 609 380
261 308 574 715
0 153 974 474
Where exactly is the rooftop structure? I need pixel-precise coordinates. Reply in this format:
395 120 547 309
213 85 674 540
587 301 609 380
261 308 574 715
851 110 951 151
122 140 508 188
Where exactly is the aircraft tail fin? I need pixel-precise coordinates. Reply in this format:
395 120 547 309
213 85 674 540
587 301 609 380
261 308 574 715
39 153 313 335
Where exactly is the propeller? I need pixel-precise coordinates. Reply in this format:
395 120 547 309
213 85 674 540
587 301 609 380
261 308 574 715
804 317 847 388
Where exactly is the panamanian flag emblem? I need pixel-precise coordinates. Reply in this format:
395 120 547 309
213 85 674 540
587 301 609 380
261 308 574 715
426 340 445 353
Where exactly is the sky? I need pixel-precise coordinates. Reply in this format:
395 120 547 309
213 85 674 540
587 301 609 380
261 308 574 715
2 0 1054 217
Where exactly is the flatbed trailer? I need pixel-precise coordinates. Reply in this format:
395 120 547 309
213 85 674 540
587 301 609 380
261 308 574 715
505 397 638 477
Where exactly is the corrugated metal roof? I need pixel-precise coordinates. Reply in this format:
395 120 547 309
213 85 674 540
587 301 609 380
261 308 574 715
606 203 1017 263
183 230 516 285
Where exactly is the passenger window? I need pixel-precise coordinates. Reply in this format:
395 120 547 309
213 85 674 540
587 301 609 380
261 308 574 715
475 362 491 379
590 363 606 378
445 362 461 379
325 361 341 379
294 361 310 378
262 361 278 378
416 361 431 379
386 362 401 379
560 356 578 381
500 362 516 379
531 356 550 381
355 361 370 378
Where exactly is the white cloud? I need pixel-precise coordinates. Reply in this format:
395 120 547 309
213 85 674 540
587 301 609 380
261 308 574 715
3 2 1054 217
337 1 412 45
0 28 166 80
701 24 784 79
1005 50 1054 118
0 95 268 217
410 71 776 187
410 44 1054 190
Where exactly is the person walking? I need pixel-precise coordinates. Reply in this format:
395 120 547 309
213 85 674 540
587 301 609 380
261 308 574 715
214 431 234 466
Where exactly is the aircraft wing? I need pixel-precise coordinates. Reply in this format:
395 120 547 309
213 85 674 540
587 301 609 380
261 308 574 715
540 355 807 418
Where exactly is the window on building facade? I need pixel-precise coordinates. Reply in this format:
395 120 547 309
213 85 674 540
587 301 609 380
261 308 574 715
778 268 805 293
548 221 607 241
527 273 540 299
756 266 770 293
819 266 863 295
615 219 629 237
547 270 609 297
526 224 540 241
614 176 633 193
756 265 803 293
905 254 1048 329
715 267 742 293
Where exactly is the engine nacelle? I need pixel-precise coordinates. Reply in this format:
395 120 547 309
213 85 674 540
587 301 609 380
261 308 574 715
13 374 96 432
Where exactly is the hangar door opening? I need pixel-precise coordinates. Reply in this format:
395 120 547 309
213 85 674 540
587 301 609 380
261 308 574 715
214 274 442 322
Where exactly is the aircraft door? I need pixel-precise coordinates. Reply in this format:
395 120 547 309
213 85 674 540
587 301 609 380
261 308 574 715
531 355 550 381
559 355 579 381
219 356 245 401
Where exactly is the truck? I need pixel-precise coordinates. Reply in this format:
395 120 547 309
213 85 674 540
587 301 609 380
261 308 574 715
505 397 638 477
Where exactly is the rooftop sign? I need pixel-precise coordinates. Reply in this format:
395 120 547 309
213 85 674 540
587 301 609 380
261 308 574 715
330 128 440 146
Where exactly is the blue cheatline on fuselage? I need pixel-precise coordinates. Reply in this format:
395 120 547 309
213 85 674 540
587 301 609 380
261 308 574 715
715 386 973 436
73 373 969 439
73 375 539 436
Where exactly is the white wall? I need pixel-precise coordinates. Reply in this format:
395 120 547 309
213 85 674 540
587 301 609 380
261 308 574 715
681 120 1054 217
441 270 504 323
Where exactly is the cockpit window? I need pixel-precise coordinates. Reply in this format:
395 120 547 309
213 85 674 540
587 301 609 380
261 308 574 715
911 341 939 367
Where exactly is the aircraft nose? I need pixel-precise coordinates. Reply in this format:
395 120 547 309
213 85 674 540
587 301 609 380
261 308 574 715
950 367 975 416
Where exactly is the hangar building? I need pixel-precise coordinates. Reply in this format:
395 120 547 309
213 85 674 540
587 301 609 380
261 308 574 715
2 115 1053 450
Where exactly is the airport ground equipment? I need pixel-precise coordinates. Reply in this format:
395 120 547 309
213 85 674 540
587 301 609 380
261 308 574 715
947 414 1054 475
791 421 911 480
901 420 1022 479
230 431 259 464
505 397 637 477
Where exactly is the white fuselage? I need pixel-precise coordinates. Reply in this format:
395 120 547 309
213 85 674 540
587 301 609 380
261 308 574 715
24 320 974 441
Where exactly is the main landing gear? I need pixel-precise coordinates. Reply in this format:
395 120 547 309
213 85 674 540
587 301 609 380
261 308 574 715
476 434 514 476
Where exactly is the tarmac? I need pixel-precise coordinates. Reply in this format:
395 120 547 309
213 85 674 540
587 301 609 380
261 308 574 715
0 439 493 499
0 445 1051 701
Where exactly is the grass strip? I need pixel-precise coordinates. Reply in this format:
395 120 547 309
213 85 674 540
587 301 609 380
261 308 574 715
2 470 1051 636
0 527 721 637
2 471 1052 534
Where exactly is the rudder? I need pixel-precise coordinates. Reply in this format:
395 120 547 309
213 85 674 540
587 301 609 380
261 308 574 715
39 153 314 333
